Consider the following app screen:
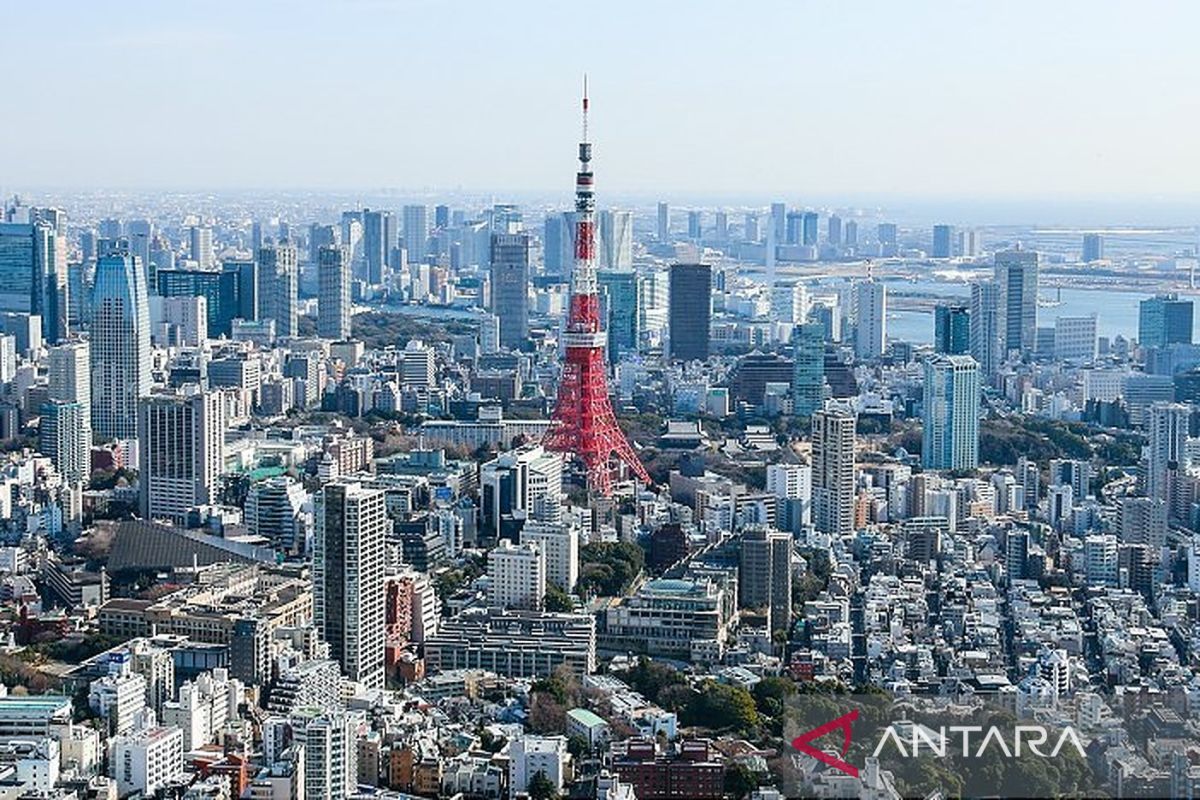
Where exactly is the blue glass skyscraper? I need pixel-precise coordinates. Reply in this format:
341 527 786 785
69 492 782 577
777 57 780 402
91 248 151 439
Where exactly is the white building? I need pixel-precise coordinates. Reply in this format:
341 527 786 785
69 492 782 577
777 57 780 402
88 661 148 736
509 735 569 796
161 669 242 752
766 463 811 502
152 295 208 346
318 245 351 341
402 339 435 390
1083 534 1118 587
47 339 91 437
521 521 579 593
109 726 185 798
487 539 546 610
770 283 808 323
137 387 225 523
854 280 886 359
812 408 856 536
1053 315 1097 362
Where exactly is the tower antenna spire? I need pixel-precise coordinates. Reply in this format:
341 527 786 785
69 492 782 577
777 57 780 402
582 74 589 143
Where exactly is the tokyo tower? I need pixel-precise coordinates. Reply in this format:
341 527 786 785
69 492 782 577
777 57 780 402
544 81 651 495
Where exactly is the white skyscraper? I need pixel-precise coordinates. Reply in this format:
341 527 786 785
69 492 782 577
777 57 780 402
402 339 435 389
771 283 808 323
812 408 856 536
137 387 225 523
91 251 151 440
598 209 633 271
854 280 886 359
314 481 386 688
48 339 91 439
189 225 214 269
520 520 579 593
317 245 351 340
257 242 299 338
1146 402 1190 501
487 538 546 610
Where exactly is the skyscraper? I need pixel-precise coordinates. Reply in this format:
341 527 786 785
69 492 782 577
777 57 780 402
137 387 225 523
668 263 711 362
791 322 825 418
801 212 819 246
47 338 90 438
812 408 856 536
713 210 728 243
854 280 886 360
362 209 394 285
785 211 803 245
256 242 298 338
1138 294 1193 348
188 226 214 269
932 224 954 258
877 223 898 256
91 250 151 439
245 476 308 555
598 271 639 362
1082 233 1104 263
39 400 88 486
434 204 450 229
157 268 240 337
771 203 787 244
0 220 68 343
921 354 981 470
656 202 669 242
687 210 702 240
314 481 386 688
403 205 428 263
744 212 759 242
994 249 1039 355
544 214 568 276
1145 402 1189 502
827 214 842 247
934 304 971 355
969 281 1002 378
739 527 793 635
317 245 351 341
597 210 633 271
490 233 530 350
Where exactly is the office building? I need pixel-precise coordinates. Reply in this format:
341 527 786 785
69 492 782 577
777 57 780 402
480 445 563 539
91 251 151 439
791 322 825 417
601 578 731 659
189 226 214 269
932 224 954 258
827 214 842 246
598 210 633 271
317 245 351 340
403 205 428 263
744 212 759 242
668 263 711 362
425 608 596 678
687 210 702 240
801 211 819 246
361 209 394 284
487 539 546 610
314 481 386 688
739 527 793 635
510 736 570 797
598 271 639 361
812 408 856 535
771 282 807 323
245 476 308 555
137 388 225 523
0 220 68 343
994 249 1039 355
854 280 886 359
544 213 568 276
256 243 298 338
109 726 184 798
1082 233 1103 263
921 354 981 470
1054 315 1097 362
657 202 669 241
402 339 435 389
934 304 970 355
157 269 240 338
1139 294 1193 348
490 233 530 350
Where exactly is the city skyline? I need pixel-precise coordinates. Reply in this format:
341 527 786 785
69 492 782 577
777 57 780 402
2 1 1198 208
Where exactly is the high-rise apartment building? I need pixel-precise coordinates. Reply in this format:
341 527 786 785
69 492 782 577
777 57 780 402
994 249 1039 355
48 340 91 438
1082 233 1104 263
490 233 530 350
314 481 386 689
668 263 711 362
812 408 856 536
1145 402 1189 502
91 250 151 439
39 400 88 486
969 281 1002 378
137 388 225 523
317 245 351 341
921 354 981 471
739 527 793 635
854 280 886 360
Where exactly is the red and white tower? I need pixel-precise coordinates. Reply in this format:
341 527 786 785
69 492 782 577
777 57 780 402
544 82 651 495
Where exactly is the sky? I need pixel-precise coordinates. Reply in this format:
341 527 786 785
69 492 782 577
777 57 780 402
1 0 1198 204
